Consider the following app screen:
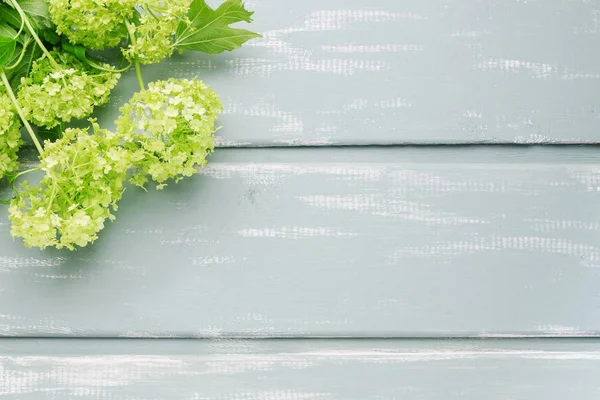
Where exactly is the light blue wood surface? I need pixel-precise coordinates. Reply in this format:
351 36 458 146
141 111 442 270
1 339 600 399
93 0 600 145
2 0 599 395
1 147 599 337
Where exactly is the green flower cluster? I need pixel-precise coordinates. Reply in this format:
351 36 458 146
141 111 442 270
0 0 258 251
17 51 120 129
0 92 23 179
9 123 133 250
49 0 137 49
9 76 222 249
116 78 222 189
122 0 191 65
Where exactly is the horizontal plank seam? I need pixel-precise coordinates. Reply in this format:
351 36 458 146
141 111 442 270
2 335 600 340
17 143 600 150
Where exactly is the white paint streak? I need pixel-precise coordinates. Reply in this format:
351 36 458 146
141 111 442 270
377 98 412 108
161 225 213 246
319 97 411 117
561 72 600 80
33 273 82 280
536 325 592 336
512 133 557 144
273 138 335 146
237 227 357 239
200 163 387 183
449 30 491 38
191 256 238 267
569 167 600 192
226 57 389 76
214 137 253 147
571 9 600 34
391 236 600 267
239 9 418 77
0 355 186 396
224 101 304 136
298 10 424 32
476 59 557 78
297 194 486 226
322 44 424 53
121 228 165 235
192 391 327 400
526 219 600 232
0 257 65 273
2 349 600 396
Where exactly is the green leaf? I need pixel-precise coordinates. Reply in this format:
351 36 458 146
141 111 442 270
0 21 16 38
0 6 22 30
175 0 261 54
0 34 16 65
4 36 41 90
61 37 88 63
40 27 59 44
16 0 53 30
1 0 53 31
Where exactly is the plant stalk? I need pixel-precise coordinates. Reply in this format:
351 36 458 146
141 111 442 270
7 0 61 71
0 70 44 155
134 61 144 90
125 20 145 90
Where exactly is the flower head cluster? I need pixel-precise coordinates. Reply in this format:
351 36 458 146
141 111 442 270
122 0 191 65
17 51 120 129
0 92 23 179
49 0 137 49
9 122 133 250
116 78 222 189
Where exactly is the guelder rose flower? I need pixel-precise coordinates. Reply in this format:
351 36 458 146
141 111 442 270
121 0 191 64
17 51 121 129
0 92 23 179
9 123 132 250
116 78 223 189
49 0 137 49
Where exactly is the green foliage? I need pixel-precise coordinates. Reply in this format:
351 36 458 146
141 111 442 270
3 36 42 91
175 0 261 54
12 0 54 30
0 22 17 40
0 34 15 64
0 0 259 250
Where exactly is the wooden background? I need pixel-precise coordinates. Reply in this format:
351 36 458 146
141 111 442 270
2 0 600 398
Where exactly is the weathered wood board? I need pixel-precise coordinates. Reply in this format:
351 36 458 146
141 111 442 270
1 147 600 337
1 339 600 399
93 0 600 145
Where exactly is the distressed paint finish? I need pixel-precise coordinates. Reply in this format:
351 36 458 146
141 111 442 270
1 339 600 399
93 0 600 144
1 147 600 336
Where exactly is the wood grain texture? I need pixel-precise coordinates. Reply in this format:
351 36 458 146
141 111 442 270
1 147 600 337
92 0 600 145
1 339 600 399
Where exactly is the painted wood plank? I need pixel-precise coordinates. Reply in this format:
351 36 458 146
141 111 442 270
1 147 600 337
93 0 600 145
1 339 600 399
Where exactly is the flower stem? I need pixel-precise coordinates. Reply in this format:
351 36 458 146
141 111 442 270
3 38 30 70
0 70 44 155
14 167 41 180
134 61 145 90
87 60 132 73
7 0 61 71
125 20 145 91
